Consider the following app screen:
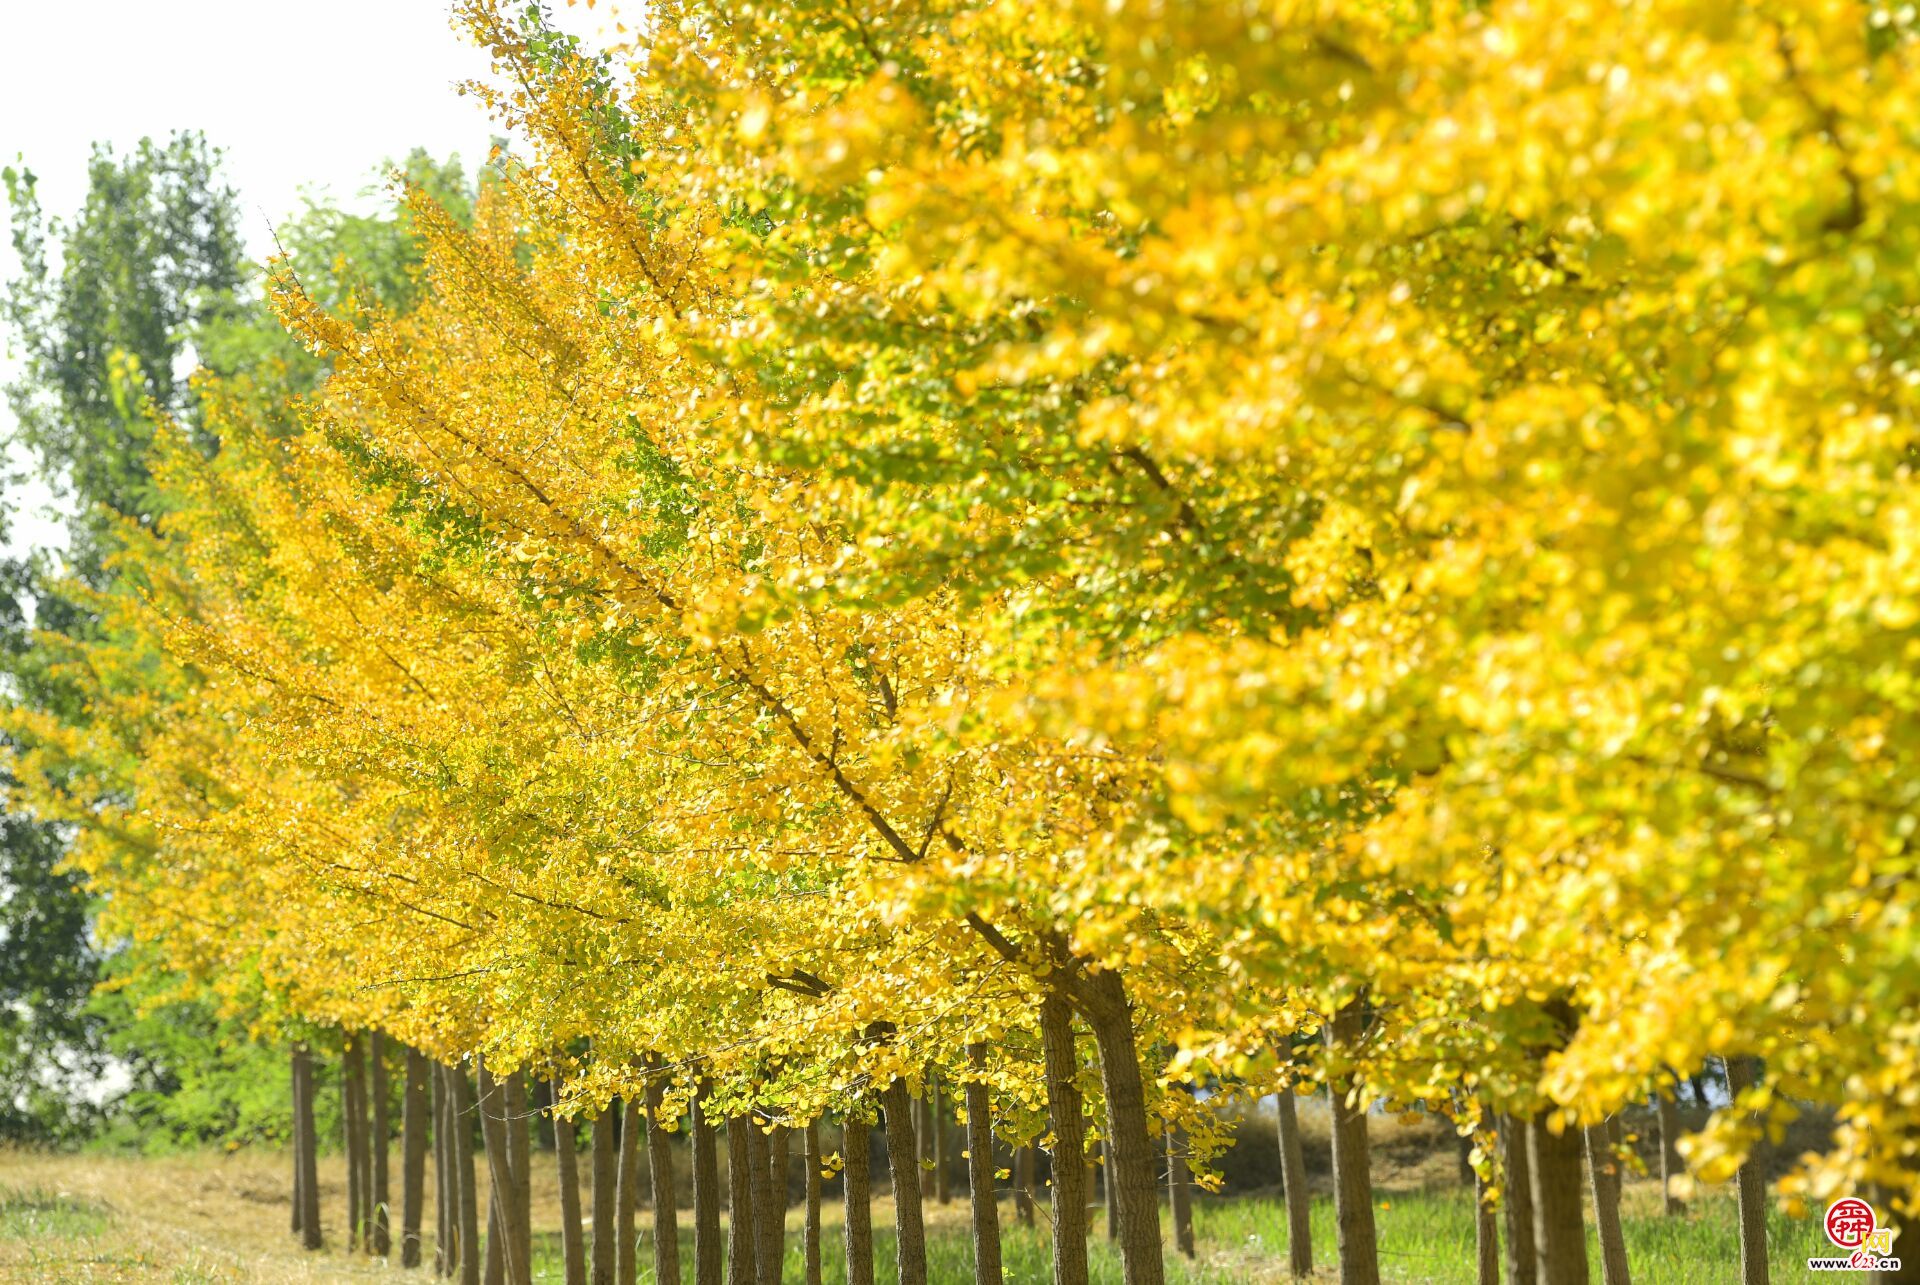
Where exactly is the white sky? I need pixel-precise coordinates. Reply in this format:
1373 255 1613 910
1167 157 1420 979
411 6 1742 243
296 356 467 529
0 0 615 559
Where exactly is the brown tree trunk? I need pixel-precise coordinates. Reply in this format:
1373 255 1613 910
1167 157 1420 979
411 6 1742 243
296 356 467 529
727 1114 758 1285
477 1061 523 1285
372 1032 393 1257
556 1087 587 1285
1102 1138 1119 1242
1040 986 1091 1285
1013 1146 1035 1227
435 1064 453 1277
1526 1114 1589 1285
294 1044 323 1251
1275 1090 1313 1277
803 1120 824 1285
646 1067 683 1285
402 1046 431 1267
933 1075 952 1205
1474 1136 1501 1285
1167 1126 1196 1258
507 1073 532 1285
751 1120 782 1285
1501 1116 1536 1285
454 1066 483 1285
965 1044 1005 1285
1655 1087 1684 1214
843 1114 875 1285
618 1098 643 1285
1723 1057 1769 1285
691 1085 723 1285
1587 1121 1631 1285
883 1077 930 1285
593 1108 619 1285
486 1198 507 1285
1080 969 1167 1285
345 1035 368 1251
1324 1001 1381 1285
291 1046 305 1239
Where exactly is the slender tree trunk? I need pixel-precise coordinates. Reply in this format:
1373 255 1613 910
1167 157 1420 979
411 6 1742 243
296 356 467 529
1040 987 1091 1285
1275 1090 1313 1277
486 1198 507 1285
1324 1001 1380 1285
750 1120 782 1285
507 1073 532 1285
1475 1137 1501 1285
402 1046 431 1267
1586 1121 1631 1285
436 1065 453 1277
803 1120 824 1285
345 1035 367 1251
883 1078 930 1285
1655 1087 1684 1214
932 1075 952 1205
1102 1139 1119 1242
1080 970 1167 1285
618 1098 643 1285
1526 1114 1589 1285
477 1062 522 1285
646 1068 682 1285
1013 1146 1035 1227
1168 1126 1196 1258
1723 1057 1769 1285
593 1108 619 1285
727 1115 759 1285
372 1032 393 1257
844 1115 875 1285
294 1044 323 1250
964 1044 1006 1285
557 1088 587 1285
291 1046 305 1239
691 1085 723 1285
454 1066 483 1285
1501 1116 1536 1285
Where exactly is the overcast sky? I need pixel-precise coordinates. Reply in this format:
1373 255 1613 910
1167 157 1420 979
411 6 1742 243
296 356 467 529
0 0 612 558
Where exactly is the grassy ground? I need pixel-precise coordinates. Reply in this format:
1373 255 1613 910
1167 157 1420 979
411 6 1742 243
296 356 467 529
0 1145 1836 1283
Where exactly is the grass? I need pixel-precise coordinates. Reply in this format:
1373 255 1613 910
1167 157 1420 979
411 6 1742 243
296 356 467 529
0 1145 1843 1283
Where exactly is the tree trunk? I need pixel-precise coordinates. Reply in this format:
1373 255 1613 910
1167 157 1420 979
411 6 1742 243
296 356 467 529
1040 987 1091 1285
1013 1146 1035 1227
883 1078 930 1285
965 1044 1006 1285
844 1114 875 1285
1168 1126 1196 1259
436 1065 453 1277
804 1120 824 1285
933 1075 952 1205
618 1097 643 1285
691 1085 724 1285
751 1120 782 1285
291 1046 305 1239
1723 1057 1769 1285
1080 969 1167 1285
294 1044 323 1251
372 1032 393 1257
1655 1088 1684 1214
1587 1121 1631 1285
486 1198 507 1285
1475 1136 1501 1285
1526 1114 1589 1285
345 1037 366 1244
1275 1090 1313 1277
727 1115 758 1285
593 1108 619 1285
1501 1116 1536 1285
646 1068 683 1285
556 1088 587 1285
478 1062 523 1285
402 1046 431 1267
507 1073 532 1285
1102 1138 1119 1242
454 1066 483 1285
1324 1001 1380 1285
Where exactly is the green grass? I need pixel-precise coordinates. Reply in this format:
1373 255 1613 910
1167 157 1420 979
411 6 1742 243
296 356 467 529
514 1183 1832 1282
0 1187 112 1242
